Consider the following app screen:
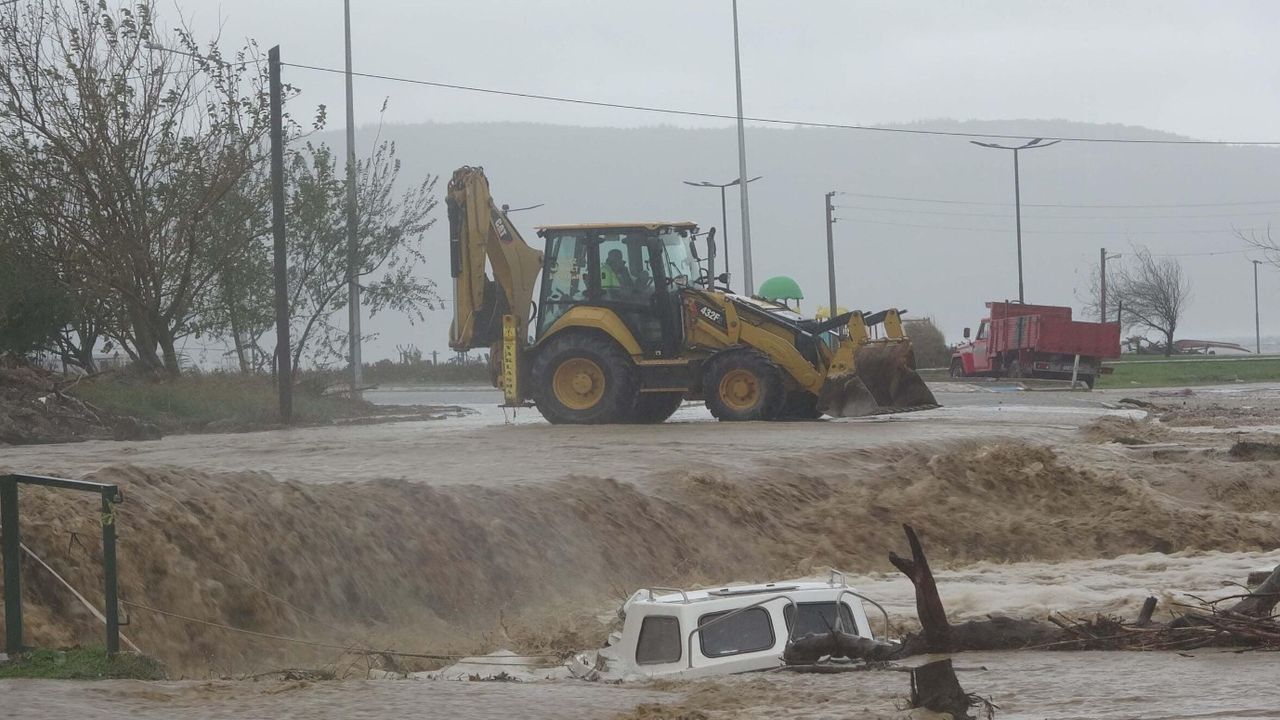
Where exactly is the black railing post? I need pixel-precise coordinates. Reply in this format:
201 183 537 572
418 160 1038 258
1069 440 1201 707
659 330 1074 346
100 490 120 655
1 476 21 653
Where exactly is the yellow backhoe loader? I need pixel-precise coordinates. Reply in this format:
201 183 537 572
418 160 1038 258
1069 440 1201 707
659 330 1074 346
447 166 937 424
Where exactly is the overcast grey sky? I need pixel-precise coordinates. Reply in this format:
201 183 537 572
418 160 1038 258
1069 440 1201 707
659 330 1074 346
193 0 1280 141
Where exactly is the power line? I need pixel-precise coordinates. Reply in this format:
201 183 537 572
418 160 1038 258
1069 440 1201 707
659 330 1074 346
279 61 1280 147
834 216 1266 235
835 191 1280 209
832 203 1280 220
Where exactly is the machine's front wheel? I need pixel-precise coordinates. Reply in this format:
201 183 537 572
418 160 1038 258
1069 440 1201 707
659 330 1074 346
531 333 639 424
627 392 685 424
778 391 824 420
704 349 786 421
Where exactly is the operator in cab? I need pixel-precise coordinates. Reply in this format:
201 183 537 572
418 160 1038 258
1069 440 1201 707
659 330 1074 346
601 248 635 293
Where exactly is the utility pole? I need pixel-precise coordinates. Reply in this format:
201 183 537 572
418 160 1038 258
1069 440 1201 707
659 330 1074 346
731 0 755 295
970 138 1060 303
269 46 292 423
824 191 837 317
344 0 362 394
1254 259 1263 354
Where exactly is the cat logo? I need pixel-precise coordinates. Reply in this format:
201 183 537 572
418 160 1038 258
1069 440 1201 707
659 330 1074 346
492 215 512 244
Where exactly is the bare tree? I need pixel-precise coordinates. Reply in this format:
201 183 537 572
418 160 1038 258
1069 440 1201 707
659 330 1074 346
0 1 271 376
1238 224 1280 267
1112 246 1192 356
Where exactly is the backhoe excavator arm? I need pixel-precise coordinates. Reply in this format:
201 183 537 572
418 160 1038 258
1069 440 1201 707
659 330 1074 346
447 166 544 351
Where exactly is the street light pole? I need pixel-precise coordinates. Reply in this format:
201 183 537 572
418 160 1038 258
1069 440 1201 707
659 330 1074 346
731 0 755 295
1100 248 1121 322
825 191 837 317
1254 259 1263 354
344 0 362 394
683 176 761 290
971 138 1060 303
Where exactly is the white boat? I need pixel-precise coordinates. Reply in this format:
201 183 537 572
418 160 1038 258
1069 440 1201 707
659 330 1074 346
591 571 893 680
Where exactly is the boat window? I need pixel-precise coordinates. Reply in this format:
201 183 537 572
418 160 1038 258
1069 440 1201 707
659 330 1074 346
783 602 859 638
635 615 681 665
697 608 775 658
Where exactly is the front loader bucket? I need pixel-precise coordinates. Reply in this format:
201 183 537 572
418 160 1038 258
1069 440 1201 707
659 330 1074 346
818 341 939 417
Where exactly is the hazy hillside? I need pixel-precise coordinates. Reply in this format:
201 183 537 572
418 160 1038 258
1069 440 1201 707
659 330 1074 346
325 119 1280 362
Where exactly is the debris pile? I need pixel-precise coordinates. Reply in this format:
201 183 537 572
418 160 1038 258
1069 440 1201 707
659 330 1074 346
0 363 156 444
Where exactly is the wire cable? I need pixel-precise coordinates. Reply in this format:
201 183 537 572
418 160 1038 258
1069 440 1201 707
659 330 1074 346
832 203 1280 221
834 216 1265 235
835 191 1280 209
279 61 1280 147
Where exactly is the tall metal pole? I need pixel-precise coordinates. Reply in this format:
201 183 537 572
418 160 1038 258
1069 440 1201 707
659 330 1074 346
269 46 293 423
344 0 362 394
1254 259 1262 354
825 191 837 317
720 184 730 283
1013 148 1024 303
1099 247 1107 323
731 0 754 295
971 138 1057 305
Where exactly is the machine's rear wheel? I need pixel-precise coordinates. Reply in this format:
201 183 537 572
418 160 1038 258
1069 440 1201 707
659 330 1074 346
531 333 638 424
704 349 785 421
627 392 685 424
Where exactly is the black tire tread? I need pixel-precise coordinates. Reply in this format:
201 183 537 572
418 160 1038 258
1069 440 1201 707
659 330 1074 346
530 332 639 424
704 348 787 422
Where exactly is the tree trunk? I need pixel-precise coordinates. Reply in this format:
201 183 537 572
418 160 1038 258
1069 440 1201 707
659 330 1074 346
1164 327 1175 356
889 524 951 652
1228 565 1280 618
910 659 975 719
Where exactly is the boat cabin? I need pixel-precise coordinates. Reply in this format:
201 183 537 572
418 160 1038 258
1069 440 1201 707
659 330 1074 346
600 573 890 679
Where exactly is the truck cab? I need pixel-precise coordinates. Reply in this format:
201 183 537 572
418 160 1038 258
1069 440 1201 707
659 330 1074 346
535 222 699 359
951 302 1121 387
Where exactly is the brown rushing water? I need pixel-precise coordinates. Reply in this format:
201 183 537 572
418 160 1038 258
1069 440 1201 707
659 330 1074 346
3 650 1278 719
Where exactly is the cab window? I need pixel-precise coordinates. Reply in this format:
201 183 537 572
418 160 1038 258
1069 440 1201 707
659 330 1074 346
783 602 859 638
636 616 681 665
976 321 988 340
596 233 657 305
697 608 775 658
539 233 588 334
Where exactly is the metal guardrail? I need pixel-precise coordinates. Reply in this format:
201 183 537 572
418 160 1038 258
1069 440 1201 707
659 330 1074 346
685 593 798 669
2 473 124 655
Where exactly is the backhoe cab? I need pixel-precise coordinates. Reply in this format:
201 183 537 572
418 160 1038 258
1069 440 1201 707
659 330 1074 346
446 166 937 424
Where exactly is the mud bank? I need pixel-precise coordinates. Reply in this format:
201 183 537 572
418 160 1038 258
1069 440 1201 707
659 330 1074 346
5 436 1280 675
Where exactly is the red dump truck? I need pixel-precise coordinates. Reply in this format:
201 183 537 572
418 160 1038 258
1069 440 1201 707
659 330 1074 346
950 302 1121 388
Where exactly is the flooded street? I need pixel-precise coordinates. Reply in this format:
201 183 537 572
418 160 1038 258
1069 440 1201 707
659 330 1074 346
2 382 1278 719
0 382 1147 487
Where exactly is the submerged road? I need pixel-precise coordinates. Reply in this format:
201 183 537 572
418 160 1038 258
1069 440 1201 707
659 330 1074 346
0 382 1166 486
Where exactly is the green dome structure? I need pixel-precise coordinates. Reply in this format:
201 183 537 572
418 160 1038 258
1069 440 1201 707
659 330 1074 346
756 275 804 302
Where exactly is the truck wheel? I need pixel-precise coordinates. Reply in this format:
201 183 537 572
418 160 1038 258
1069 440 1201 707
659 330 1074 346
627 392 685 424
948 359 966 378
1083 374 1096 389
531 333 639 424
704 349 786 421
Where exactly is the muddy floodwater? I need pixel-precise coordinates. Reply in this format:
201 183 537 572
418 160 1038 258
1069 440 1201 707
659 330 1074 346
2 382 1279 718
5 650 1278 719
